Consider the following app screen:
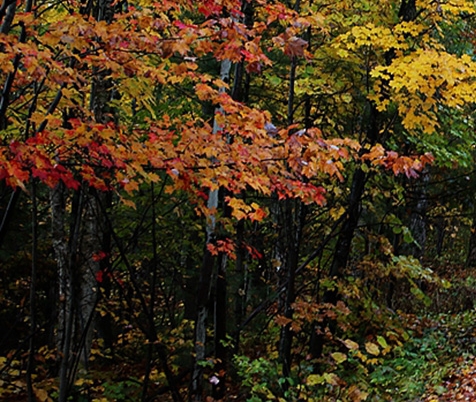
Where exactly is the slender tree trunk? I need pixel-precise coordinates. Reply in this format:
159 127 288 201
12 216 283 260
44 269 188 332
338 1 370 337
404 171 429 260
190 58 232 402
436 217 445 258
68 0 114 373
212 251 228 399
467 200 476 267
52 186 104 400
309 0 417 362
233 218 246 355
230 0 253 357
95 191 114 352
141 182 181 401
26 180 38 402
278 199 304 381
309 103 379 362
52 185 83 402
277 27 304 382
0 190 19 248
51 184 71 357
77 190 102 367
190 228 216 401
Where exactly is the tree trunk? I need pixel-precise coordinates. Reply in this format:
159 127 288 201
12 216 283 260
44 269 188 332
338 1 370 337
51 184 105 400
190 58 232 402
309 0 417 362
77 190 102 367
190 240 215 401
278 40 304 384
278 199 304 381
212 251 228 399
467 201 476 267
50 183 70 355
233 218 246 355
69 0 115 372
229 0 253 357
405 171 429 261
309 102 379 362
26 180 38 402
51 184 81 402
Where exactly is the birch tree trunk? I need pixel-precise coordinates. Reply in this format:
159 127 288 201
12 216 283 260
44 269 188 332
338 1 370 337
77 191 102 367
50 184 70 357
190 58 232 402
51 184 82 402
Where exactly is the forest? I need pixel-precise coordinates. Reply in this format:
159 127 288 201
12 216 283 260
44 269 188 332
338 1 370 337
1 0 476 400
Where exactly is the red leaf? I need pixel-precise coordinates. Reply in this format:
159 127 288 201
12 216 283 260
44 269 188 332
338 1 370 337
92 251 108 262
284 36 308 57
96 270 104 283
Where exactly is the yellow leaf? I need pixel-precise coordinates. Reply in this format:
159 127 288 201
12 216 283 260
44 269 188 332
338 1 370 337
119 197 136 209
348 384 369 402
356 350 367 362
226 197 251 220
323 373 340 385
330 206 345 220
365 342 380 356
331 352 347 364
265 389 276 399
34 388 50 402
344 339 359 350
307 374 324 386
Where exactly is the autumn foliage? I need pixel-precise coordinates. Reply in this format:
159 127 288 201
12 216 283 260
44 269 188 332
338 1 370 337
1 0 476 400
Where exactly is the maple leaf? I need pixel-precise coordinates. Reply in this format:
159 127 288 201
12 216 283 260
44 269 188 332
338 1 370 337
95 270 104 283
275 315 292 327
284 36 308 58
207 239 236 259
92 251 108 262
244 244 263 259
197 0 223 17
195 83 216 101
245 61 262 74
248 203 267 222
226 196 251 220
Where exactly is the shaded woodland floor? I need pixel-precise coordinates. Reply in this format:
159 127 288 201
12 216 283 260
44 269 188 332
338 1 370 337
3 308 476 401
426 359 476 401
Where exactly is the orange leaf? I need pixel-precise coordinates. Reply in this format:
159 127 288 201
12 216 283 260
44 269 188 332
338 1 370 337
275 315 292 327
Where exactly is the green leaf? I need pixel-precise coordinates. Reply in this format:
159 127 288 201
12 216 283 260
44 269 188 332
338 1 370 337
392 225 402 234
403 228 414 244
377 335 388 349
268 75 282 86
